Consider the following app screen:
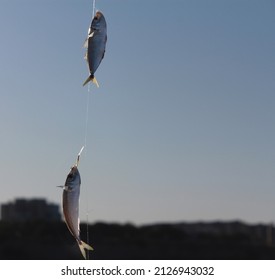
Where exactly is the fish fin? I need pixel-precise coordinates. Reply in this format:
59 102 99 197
57 185 73 192
83 76 91 86
88 31 95 39
83 30 95 49
83 75 99 87
83 38 88 48
92 76 99 87
78 240 94 259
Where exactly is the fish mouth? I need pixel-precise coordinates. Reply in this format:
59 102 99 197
94 11 102 19
70 165 78 173
67 165 77 177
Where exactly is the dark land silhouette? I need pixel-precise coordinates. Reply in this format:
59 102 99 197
0 220 275 259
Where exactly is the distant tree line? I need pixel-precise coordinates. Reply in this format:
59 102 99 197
0 221 274 259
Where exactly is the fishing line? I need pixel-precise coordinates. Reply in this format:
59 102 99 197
86 212 90 259
92 0 96 18
83 0 97 260
84 76 91 260
84 88 90 150
84 0 96 150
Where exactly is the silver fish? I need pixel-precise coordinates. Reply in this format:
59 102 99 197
83 11 107 87
61 164 93 259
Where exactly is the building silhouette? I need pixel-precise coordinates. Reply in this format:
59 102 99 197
1 198 61 222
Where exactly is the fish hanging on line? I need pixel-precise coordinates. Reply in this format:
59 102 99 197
83 11 107 87
58 146 93 259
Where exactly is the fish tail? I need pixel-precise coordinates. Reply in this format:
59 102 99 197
83 75 99 87
78 240 94 259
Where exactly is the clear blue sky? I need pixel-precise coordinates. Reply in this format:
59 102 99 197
0 0 274 225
